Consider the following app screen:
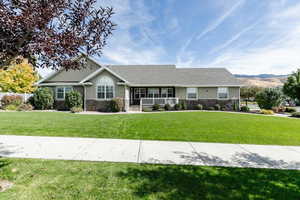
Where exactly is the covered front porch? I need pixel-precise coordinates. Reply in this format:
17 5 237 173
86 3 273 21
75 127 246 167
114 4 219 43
129 87 177 105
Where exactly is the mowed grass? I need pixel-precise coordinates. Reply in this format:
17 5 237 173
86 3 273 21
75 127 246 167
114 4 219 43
0 158 299 200
0 112 300 145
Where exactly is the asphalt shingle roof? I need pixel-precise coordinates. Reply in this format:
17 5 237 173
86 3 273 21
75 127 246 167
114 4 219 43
107 65 241 86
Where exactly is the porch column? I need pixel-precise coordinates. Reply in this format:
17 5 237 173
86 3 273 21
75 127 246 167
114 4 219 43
124 86 130 112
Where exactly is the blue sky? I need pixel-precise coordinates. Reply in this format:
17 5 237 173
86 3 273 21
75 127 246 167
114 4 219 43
40 0 300 76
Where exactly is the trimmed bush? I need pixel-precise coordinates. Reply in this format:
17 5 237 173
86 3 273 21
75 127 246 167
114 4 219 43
214 104 221 110
152 104 160 111
174 103 182 110
285 107 297 113
4 104 18 111
207 107 215 110
17 103 33 111
181 102 187 110
70 106 83 113
164 104 171 111
255 88 283 109
158 108 165 112
291 112 300 118
31 88 54 110
261 109 274 115
109 98 124 112
65 90 83 110
195 104 203 110
1 95 23 107
240 106 250 112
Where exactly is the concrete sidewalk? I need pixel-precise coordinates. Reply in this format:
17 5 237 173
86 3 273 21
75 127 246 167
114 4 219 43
1 135 300 170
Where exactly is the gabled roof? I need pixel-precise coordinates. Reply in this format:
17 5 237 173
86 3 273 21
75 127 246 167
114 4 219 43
37 56 241 87
79 66 129 84
107 65 242 86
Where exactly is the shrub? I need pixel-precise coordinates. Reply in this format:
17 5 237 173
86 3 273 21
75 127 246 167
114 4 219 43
65 90 83 110
285 107 297 113
181 102 187 110
4 104 18 111
1 95 23 107
261 109 274 115
214 104 221 110
109 98 124 112
152 104 160 111
174 103 182 110
240 106 250 112
207 107 215 110
255 88 283 109
233 102 239 111
17 103 33 111
272 107 279 113
32 88 54 110
278 106 286 113
70 106 83 113
142 107 152 112
164 104 172 111
291 112 300 118
195 104 203 110
158 108 165 112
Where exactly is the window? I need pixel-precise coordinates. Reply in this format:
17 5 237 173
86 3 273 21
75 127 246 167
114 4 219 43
96 76 115 100
148 88 159 98
218 87 229 99
56 86 72 100
161 88 174 98
134 88 146 99
187 88 197 99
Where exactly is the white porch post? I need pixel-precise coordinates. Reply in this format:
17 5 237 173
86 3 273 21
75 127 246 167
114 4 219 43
124 86 130 112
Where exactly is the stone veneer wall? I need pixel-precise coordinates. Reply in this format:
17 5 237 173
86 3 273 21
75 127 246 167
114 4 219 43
180 99 240 111
86 100 111 112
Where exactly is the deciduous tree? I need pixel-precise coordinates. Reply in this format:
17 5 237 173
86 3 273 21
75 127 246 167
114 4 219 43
283 69 300 102
0 0 115 70
0 58 38 93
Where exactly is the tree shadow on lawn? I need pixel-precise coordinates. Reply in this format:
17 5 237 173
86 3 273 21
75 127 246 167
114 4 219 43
118 159 300 199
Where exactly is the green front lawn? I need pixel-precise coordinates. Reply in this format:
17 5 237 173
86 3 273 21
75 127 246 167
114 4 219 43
0 111 300 145
0 158 299 200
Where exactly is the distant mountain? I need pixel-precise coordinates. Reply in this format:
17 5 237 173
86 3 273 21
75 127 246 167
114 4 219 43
234 74 287 78
235 74 288 88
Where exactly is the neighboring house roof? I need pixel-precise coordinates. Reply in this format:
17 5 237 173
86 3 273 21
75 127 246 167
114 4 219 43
37 56 242 87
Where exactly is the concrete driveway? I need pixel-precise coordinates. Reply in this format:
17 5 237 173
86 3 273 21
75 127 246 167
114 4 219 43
1 135 300 170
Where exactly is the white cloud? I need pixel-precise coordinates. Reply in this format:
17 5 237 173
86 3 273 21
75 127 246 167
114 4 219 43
196 0 245 40
207 2 300 74
209 21 259 54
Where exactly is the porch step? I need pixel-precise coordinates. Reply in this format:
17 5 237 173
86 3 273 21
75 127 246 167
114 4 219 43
128 105 141 112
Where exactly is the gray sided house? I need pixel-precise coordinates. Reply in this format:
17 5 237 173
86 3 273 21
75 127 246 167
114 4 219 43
37 57 242 111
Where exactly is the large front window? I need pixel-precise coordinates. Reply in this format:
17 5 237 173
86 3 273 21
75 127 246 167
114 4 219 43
187 88 197 99
148 88 159 98
56 86 72 100
134 88 146 99
161 88 174 98
96 76 115 100
218 87 229 99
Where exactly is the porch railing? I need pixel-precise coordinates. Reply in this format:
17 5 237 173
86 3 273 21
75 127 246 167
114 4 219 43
140 98 179 108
